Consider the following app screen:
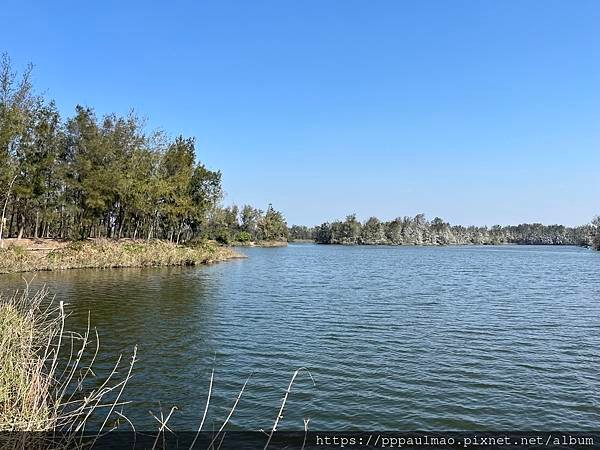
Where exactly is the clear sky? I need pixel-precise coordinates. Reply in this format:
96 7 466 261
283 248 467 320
2 1 599 227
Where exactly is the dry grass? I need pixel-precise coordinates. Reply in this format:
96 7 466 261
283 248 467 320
0 239 243 274
0 287 137 448
0 290 55 431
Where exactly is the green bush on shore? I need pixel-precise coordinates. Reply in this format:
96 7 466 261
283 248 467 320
236 231 252 243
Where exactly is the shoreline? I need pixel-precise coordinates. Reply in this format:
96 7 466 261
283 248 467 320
232 240 288 248
0 238 245 274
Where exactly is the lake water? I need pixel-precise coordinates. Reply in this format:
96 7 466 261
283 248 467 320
2 244 600 431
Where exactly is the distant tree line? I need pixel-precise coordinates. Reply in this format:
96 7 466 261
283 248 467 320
288 225 314 241
202 204 288 244
289 214 599 248
0 54 287 244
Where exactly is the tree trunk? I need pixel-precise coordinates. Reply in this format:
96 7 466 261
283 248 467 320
34 210 40 238
176 219 184 244
147 220 153 241
118 216 124 239
0 175 17 248
17 213 25 240
8 206 15 237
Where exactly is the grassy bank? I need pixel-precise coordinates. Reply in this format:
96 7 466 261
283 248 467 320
0 239 244 274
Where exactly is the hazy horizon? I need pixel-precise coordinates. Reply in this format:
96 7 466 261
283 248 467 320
2 0 599 227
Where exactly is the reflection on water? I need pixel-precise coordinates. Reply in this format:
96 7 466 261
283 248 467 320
2 244 600 430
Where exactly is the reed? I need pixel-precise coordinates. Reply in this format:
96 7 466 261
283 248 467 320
0 238 243 274
0 286 136 448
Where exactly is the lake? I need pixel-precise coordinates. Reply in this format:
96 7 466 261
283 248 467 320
2 244 600 431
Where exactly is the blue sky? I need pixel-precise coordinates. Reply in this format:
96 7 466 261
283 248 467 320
2 1 599 226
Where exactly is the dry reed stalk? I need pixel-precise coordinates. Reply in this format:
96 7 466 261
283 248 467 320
2 285 317 449
0 286 137 449
263 367 315 450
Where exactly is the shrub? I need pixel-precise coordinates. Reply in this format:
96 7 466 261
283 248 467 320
65 240 85 252
236 231 252 243
215 230 231 245
184 236 208 248
123 243 145 253
8 245 26 256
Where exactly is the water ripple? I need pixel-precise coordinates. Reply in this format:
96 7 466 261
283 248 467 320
2 244 600 430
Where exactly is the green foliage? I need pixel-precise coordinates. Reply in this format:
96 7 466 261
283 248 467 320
122 243 145 254
0 54 289 245
236 231 252 242
8 245 26 256
288 225 314 241
258 204 288 241
215 229 231 245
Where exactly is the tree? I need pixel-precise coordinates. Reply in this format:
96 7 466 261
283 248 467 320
430 217 451 245
361 217 385 244
314 222 332 244
0 175 17 248
258 204 288 241
384 218 403 244
592 216 600 250
288 225 315 241
190 163 223 232
9 99 65 239
240 205 260 239
0 54 34 191
340 214 361 244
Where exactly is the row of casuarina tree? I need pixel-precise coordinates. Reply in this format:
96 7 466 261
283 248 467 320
290 214 600 249
0 54 288 245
